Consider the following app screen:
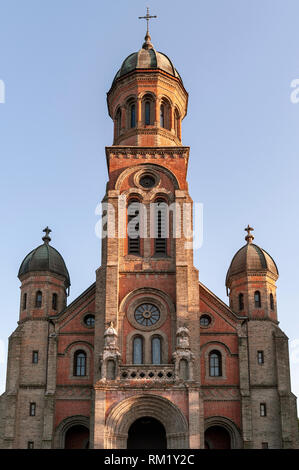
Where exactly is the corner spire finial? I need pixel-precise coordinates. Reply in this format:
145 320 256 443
245 225 254 244
138 7 157 50
42 226 52 244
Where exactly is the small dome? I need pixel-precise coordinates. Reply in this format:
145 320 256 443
226 233 278 287
113 33 182 83
18 228 70 288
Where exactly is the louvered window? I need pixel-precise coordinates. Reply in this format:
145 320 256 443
128 200 140 255
154 199 167 255
145 101 151 125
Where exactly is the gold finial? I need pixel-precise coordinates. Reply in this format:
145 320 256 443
245 225 254 244
42 226 52 244
138 7 157 49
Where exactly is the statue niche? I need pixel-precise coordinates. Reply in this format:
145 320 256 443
172 326 194 381
99 322 121 381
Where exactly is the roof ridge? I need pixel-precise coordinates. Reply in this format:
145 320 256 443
199 281 247 321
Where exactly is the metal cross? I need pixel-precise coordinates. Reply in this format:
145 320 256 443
43 226 52 238
42 226 52 244
244 225 254 236
138 7 157 34
244 225 254 243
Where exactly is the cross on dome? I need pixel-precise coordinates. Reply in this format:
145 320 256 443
138 7 157 34
42 226 52 244
245 225 254 244
138 7 157 50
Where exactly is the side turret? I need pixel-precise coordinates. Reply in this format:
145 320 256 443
226 226 278 322
18 227 70 322
2 228 70 448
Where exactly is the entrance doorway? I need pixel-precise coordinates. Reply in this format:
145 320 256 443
64 425 89 449
204 425 231 449
127 417 167 449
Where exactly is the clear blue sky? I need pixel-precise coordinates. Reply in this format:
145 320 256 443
0 0 299 400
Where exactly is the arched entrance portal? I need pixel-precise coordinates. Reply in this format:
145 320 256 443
127 417 167 449
64 425 89 449
205 425 231 449
105 394 189 448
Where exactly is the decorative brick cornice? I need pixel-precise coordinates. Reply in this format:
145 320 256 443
106 146 190 173
56 385 92 399
249 317 279 324
106 146 189 159
202 387 241 401
94 382 194 391
19 384 46 389
18 317 48 324
227 270 278 287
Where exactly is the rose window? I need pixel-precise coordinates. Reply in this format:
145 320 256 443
139 174 156 189
134 303 160 326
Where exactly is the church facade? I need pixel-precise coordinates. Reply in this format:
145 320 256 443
0 27 298 450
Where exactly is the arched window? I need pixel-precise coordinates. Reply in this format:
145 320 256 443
29 402 36 416
270 293 274 310
154 198 168 255
23 293 27 310
151 336 162 364
174 109 180 137
160 99 171 129
127 199 140 255
254 291 261 308
74 350 87 377
52 293 58 310
115 108 121 137
130 103 136 128
160 104 165 128
133 336 143 364
35 291 42 308
145 101 151 125
209 350 222 377
238 293 244 311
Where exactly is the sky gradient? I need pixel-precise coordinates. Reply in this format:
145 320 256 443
0 0 299 401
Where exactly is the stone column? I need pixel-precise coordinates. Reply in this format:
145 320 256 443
188 388 201 448
238 326 252 448
274 331 298 448
93 387 106 449
154 98 160 126
137 97 142 127
42 323 57 448
120 105 126 132
169 106 174 132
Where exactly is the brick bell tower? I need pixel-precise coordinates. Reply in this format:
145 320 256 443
92 17 203 449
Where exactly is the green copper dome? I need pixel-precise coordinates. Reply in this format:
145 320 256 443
18 228 70 288
226 226 278 287
112 32 182 83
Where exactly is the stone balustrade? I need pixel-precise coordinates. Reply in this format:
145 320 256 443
119 364 175 381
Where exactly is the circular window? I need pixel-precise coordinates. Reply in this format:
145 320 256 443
84 314 95 327
139 174 156 189
200 314 211 327
134 304 160 326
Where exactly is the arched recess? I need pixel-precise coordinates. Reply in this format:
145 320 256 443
105 394 188 449
204 416 243 449
119 287 176 315
119 287 176 357
114 163 180 192
54 415 90 449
